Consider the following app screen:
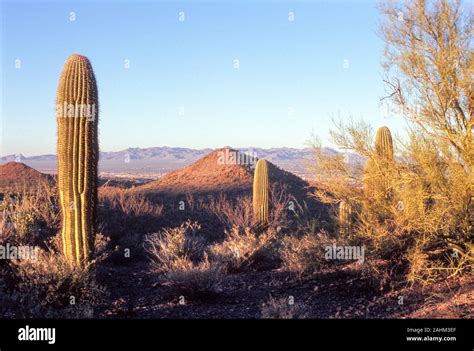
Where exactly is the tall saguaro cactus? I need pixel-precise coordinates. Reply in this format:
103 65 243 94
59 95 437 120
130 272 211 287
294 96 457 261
56 54 99 267
253 159 269 225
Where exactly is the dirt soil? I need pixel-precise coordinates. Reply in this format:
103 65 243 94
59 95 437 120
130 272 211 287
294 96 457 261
94 261 473 319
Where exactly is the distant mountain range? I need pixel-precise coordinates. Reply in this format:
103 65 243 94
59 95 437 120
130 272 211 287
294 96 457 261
133 148 325 219
0 149 330 219
1 146 363 178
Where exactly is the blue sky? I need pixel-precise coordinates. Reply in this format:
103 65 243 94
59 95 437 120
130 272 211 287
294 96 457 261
1 0 405 156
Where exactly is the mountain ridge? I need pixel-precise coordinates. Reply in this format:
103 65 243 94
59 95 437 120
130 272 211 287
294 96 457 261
1 146 363 177
133 147 315 202
0 162 53 191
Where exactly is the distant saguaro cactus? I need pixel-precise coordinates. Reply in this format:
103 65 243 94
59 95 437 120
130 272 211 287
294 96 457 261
375 126 394 161
56 54 99 267
338 200 353 236
363 126 395 204
253 159 269 225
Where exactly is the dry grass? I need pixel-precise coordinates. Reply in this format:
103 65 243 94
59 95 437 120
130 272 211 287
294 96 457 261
145 220 206 272
205 185 290 232
4 246 105 318
0 182 110 318
266 184 292 229
290 200 324 236
162 255 223 299
209 226 279 273
206 194 253 231
281 234 324 277
0 183 60 244
261 296 307 319
145 221 223 299
99 186 163 217
280 230 339 277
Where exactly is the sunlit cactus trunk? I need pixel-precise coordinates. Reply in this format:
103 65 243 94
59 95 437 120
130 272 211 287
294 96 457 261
375 126 394 198
375 126 394 161
364 126 395 199
338 200 353 236
253 159 269 226
56 54 98 267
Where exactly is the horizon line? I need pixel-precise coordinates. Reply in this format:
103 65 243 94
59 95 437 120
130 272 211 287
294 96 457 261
0 145 346 159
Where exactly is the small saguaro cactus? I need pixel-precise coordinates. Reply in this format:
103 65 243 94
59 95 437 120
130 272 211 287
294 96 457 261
253 159 269 225
338 200 353 236
364 126 395 199
56 54 99 267
374 126 394 161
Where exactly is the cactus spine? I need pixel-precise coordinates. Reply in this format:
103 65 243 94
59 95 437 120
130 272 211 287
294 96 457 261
56 54 98 267
338 200 353 236
253 159 269 225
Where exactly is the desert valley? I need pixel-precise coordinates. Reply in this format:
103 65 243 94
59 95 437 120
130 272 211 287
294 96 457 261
0 146 471 319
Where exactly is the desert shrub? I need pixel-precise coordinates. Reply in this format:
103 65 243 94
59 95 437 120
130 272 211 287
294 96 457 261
266 184 291 229
184 192 210 212
310 0 473 286
99 187 163 218
206 194 253 231
92 232 113 262
145 221 223 299
260 296 307 319
281 234 323 276
360 258 405 293
206 186 290 232
5 247 105 318
0 184 60 245
0 185 105 317
145 220 207 272
209 226 279 273
312 123 472 285
162 255 223 299
0 207 14 244
290 200 325 236
406 235 473 285
280 230 341 277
